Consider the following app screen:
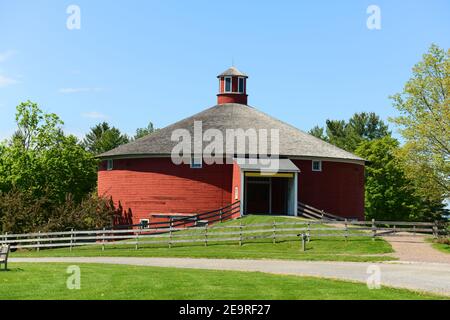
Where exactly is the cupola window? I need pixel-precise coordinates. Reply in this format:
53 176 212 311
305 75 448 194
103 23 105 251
224 77 232 93
238 77 245 93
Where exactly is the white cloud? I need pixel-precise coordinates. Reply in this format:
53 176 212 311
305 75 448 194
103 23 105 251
0 74 19 87
81 111 109 119
0 50 16 63
59 87 105 94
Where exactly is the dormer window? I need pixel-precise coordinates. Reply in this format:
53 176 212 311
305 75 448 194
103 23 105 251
238 77 245 93
224 76 232 93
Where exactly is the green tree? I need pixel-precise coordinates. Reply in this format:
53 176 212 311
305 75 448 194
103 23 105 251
0 101 98 203
390 44 449 201
355 137 444 221
82 122 130 154
310 112 390 152
0 102 133 233
134 121 156 140
309 125 327 141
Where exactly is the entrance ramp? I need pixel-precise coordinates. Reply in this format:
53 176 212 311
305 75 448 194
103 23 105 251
297 202 356 221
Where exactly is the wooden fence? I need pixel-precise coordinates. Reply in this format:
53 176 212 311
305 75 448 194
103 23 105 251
0 218 447 251
298 202 358 221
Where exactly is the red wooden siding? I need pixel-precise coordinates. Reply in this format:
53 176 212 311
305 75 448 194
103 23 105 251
98 158 365 224
292 159 365 220
98 158 233 224
231 161 242 218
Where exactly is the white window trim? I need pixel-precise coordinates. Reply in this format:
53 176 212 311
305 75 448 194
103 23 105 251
140 219 150 229
107 159 113 171
238 77 245 93
312 160 322 172
224 76 232 93
190 156 203 169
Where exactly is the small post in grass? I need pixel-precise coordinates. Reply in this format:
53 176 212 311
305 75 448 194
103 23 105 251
272 221 276 244
299 233 306 252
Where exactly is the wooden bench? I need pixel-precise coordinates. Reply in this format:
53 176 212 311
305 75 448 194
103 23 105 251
0 245 10 271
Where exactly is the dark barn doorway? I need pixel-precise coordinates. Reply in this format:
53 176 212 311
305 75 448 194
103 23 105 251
244 175 292 215
245 177 271 214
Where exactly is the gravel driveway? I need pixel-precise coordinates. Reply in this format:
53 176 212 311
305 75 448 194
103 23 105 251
10 257 450 297
383 234 450 264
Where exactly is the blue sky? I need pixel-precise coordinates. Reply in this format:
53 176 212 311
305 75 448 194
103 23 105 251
0 0 449 140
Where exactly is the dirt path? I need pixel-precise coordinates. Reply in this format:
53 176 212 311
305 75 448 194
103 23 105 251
382 233 450 264
10 257 450 297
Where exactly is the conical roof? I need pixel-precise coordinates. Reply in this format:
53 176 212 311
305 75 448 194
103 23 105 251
99 103 364 162
217 66 248 78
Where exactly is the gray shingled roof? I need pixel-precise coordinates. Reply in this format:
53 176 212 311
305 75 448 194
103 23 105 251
99 103 364 162
217 67 248 78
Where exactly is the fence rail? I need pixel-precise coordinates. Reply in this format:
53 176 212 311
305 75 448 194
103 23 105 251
1 218 447 251
297 202 360 221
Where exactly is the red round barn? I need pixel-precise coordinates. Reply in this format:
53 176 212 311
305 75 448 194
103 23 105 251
98 67 365 225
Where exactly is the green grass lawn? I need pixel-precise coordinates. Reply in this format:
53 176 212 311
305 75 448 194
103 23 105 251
0 263 445 300
431 240 450 254
11 215 395 262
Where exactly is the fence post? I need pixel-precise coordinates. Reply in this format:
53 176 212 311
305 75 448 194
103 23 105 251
393 225 396 235
135 230 139 250
272 221 276 244
204 223 208 247
102 228 106 251
300 233 306 252
344 219 348 242
239 222 243 246
37 231 41 252
307 222 310 243
371 219 376 241
220 210 223 223
4 232 8 245
169 223 173 249
321 210 324 220
433 221 439 239
70 228 74 252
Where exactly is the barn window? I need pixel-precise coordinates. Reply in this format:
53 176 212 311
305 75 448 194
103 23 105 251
140 219 150 229
238 77 245 93
224 76 232 93
190 156 202 169
107 159 114 171
312 160 322 172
